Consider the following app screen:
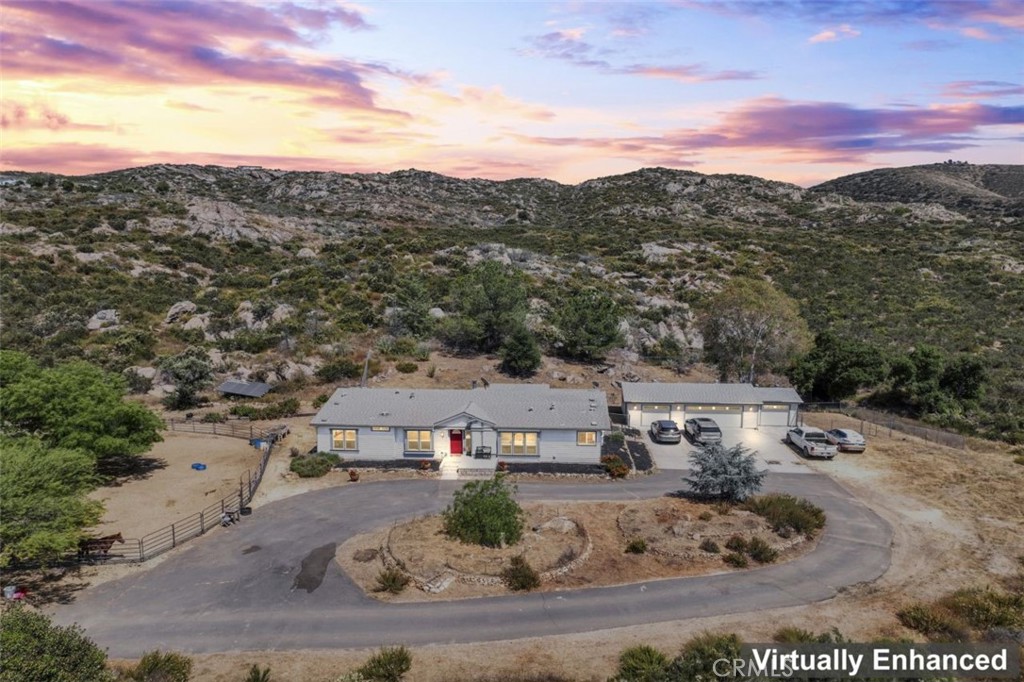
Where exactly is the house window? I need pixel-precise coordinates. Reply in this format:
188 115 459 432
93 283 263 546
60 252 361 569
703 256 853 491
762 403 790 412
371 426 391 432
499 432 538 456
405 430 433 452
577 431 597 446
331 429 357 451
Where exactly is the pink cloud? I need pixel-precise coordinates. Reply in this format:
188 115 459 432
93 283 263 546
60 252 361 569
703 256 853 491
1 1 410 117
0 100 107 131
512 98 1024 164
808 24 861 43
942 80 1024 99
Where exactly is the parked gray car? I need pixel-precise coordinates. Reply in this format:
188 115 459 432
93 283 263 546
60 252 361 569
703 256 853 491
649 420 683 444
684 417 723 445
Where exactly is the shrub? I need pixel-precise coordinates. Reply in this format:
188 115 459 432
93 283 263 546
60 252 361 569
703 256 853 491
290 455 333 478
128 650 194 681
699 538 720 553
742 493 826 538
0 606 111 682
245 664 272 682
697 511 713 521
348 468 360 482
200 412 226 423
897 604 970 641
374 568 410 594
773 626 819 643
502 555 541 591
443 476 524 548
317 357 362 382
418 459 432 471
746 536 779 564
312 393 330 409
685 443 764 502
723 551 748 568
601 454 629 479
616 644 669 681
625 537 648 554
667 632 743 680
606 431 626 446
395 361 418 374
426 363 437 379
356 646 412 682
939 588 1024 630
724 535 748 553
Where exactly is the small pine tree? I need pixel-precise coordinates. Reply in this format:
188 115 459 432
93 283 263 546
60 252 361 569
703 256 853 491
684 443 765 502
499 324 542 377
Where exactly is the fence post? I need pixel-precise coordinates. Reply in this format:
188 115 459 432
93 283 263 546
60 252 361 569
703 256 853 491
200 512 205 535
171 523 176 548
139 537 145 561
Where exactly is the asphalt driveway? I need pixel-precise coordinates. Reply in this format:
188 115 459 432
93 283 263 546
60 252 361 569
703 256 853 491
49 472 891 657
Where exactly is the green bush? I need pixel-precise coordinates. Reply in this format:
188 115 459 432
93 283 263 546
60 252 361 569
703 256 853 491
699 538 720 553
625 537 647 554
773 626 820 643
375 568 411 594
128 650 193 681
606 431 625 446
502 555 541 591
939 588 1024 629
0 606 112 682
742 493 826 538
601 454 629 478
723 551 748 568
245 664 272 682
746 536 779 564
615 644 670 681
395 361 418 374
289 455 333 478
200 412 226 423
667 632 743 680
443 476 524 548
724 535 748 553
317 357 362 382
312 393 330 409
356 646 412 682
897 604 970 641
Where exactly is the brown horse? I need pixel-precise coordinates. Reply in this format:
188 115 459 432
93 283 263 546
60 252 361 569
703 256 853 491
78 532 125 558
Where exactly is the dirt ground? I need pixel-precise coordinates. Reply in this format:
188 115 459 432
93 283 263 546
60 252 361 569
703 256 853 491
339 498 813 603
87 433 264 540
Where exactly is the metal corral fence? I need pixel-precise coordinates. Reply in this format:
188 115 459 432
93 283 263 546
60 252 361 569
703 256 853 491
800 402 967 450
76 421 282 565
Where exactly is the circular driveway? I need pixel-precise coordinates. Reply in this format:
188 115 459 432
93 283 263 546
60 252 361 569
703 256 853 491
50 472 891 657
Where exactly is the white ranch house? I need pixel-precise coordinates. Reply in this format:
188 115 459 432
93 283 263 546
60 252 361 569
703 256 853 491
312 384 610 463
621 382 802 429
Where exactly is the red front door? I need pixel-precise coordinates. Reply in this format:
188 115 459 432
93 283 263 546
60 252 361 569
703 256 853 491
450 430 463 455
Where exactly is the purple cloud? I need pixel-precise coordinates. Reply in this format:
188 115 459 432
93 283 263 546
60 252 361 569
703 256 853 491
943 80 1024 99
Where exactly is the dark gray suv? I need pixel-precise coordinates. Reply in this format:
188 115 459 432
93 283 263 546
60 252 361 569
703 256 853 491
649 420 683 444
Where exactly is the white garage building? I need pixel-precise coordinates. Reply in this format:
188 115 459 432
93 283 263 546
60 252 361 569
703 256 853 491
621 382 802 429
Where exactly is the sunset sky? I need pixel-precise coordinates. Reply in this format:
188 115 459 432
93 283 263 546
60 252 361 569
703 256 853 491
2 0 1022 185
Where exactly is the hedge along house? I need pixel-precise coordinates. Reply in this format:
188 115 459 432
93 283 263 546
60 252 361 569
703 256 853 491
312 384 611 463
621 383 803 429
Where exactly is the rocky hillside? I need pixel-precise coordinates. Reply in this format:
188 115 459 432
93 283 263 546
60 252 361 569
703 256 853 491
812 163 1024 215
1 162 1022 440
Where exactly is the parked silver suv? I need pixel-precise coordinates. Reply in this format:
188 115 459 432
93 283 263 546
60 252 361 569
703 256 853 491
684 417 723 445
649 420 683 444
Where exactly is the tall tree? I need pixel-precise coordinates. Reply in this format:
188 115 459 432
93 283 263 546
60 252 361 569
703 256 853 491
499 323 542 377
789 331 888 401
158 346 213 410
0 351 163 465
390 275 434 339
700 279 811 382
553 289 621 362
443 261 528 352
0 437 103 566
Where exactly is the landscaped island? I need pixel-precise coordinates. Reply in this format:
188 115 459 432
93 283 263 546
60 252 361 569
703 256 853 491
338 487 826 602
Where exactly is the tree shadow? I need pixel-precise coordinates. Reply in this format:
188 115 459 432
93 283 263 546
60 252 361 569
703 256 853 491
2 567 91 606
98 456 168 486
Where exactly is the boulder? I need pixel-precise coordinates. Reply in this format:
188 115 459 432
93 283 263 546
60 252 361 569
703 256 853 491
182 313 210 331
87 309 119 331
164 301 196 324
538 517 578 534
296 247 317 259
428 307 447 319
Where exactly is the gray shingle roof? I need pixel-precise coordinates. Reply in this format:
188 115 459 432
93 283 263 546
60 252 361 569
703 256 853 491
621 382 802 406
217 380 273 398
311 384 610 431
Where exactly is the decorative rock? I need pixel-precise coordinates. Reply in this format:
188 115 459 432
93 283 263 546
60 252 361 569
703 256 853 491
538 517 577 534
296 247 317 259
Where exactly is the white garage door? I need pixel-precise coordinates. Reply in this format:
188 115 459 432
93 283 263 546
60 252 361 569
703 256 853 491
759 405 792 427
638 404 671 427
685 405 743 428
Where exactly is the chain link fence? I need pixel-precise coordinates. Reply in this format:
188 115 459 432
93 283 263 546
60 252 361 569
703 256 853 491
801 402 967 450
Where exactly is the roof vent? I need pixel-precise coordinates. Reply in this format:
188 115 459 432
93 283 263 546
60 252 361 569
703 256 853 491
528 407 533 412
409 392 415 399
549 403 555 410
